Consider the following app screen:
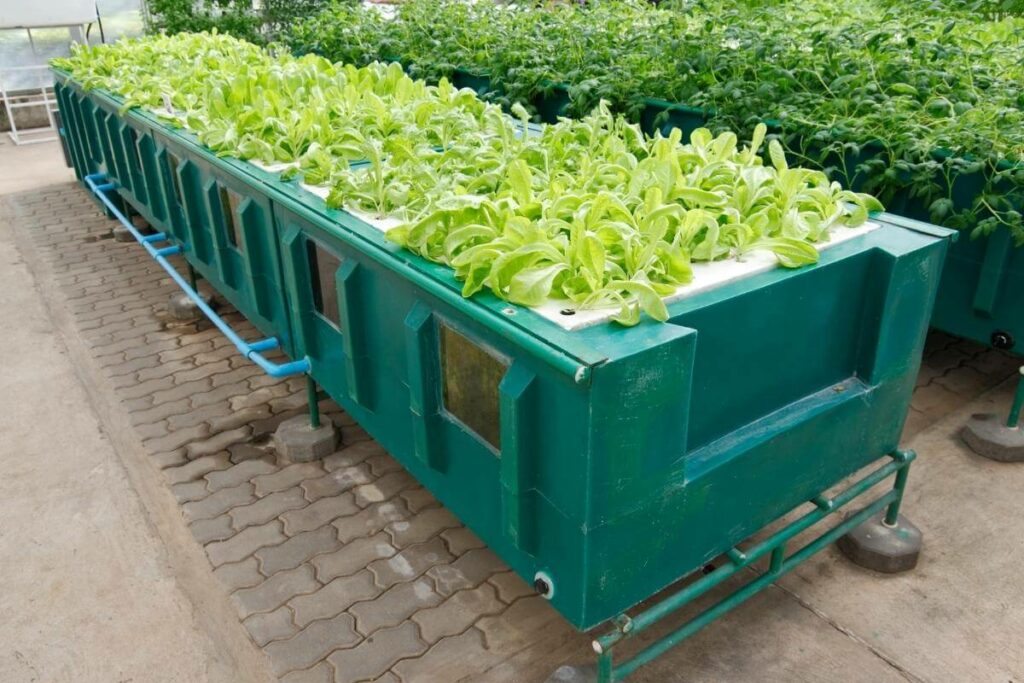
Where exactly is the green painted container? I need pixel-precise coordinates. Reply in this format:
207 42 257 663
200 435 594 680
451 68 495 98
638 98 710 139
873 154 1024 355
54 71 953 631
532 82 571 123
54 72 296 352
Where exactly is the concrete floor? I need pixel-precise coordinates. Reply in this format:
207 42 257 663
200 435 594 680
0 137 273 683
2 135 1023 683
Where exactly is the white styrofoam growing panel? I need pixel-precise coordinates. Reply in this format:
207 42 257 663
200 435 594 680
295 176 881 331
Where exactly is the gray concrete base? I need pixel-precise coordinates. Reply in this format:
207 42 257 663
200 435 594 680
837 510 922 574
168 291 212 322
112 225 135 242
545 664 597 683
273 414 339 463
962 413 1024 462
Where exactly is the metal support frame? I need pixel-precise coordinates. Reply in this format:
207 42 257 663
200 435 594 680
84 172 311 379
2 64 59 145
1005 367 1024 429
589 450 916 682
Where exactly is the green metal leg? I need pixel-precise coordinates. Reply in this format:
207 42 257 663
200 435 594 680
884 452 911 526
187 263 199 292
1005 368 1024 429
307 374 321 429
587 451 913 683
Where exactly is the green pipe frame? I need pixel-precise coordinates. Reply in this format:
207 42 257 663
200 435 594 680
591 450 916 682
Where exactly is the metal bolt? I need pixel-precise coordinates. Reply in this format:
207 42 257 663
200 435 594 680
992 330 1015 350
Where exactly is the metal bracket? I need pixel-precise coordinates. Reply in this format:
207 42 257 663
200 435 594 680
84 172 310 378
585 450 916 682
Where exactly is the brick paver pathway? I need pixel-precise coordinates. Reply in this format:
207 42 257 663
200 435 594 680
7 183 1020 683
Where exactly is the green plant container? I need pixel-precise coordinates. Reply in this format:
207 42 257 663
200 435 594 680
638 99 710 139
53 69 953 635
930 231 1024 353
54 72 295 352
451 68 494 97
532 82 571 123
270 179 950 629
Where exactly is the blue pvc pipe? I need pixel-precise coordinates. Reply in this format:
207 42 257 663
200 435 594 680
84 173 310 379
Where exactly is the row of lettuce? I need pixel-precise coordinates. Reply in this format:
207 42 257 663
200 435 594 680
284 0 1024 245
54 32 879 325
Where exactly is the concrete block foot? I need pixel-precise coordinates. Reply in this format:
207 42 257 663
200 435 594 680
168 291 212 322
274 414 339 463
545 664 597 683
837 509 921 574
961 413 1024 462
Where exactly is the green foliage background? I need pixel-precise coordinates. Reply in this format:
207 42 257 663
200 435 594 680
285 0 1024 242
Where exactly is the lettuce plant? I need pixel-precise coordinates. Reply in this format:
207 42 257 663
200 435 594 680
53 33 879 325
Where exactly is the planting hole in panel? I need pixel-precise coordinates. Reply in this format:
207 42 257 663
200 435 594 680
219 186 245 251
306 239 341 327
439 324 507 452
166 152 184 206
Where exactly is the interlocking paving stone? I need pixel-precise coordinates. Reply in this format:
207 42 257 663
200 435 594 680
475 596 564 657
488 571 535 604
231 384 294 412
230 488 309 532
399 488 441 514
334 499 412 544
254 463 325 496
327 622 428 683
129 398 192 427
206 520 287 568
264 613 361 676
322 440 385 472
353 471 417 507
350 577 442 637
392 627 503 683
228 441 275 464
440 527 486 557
182 482 256 522
289 570 382 628
165 454 232 485
256 526 341 577
364 453 404 478
243 605 299 647
186 425 253 459
426 547 508 597
281 493 359 536
280 662 335 683
205 458 278 492
213 557 264 592
144 423 211 455
171 479 209 504
171 359 232 386
411 583 505 644
189 514 235 545
368 537 454 590
385 507 460 548
152 449 188 470
312 533 397 583
208 405 273 435
369 674 400 683
301 465 374 503
233 565 320 619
